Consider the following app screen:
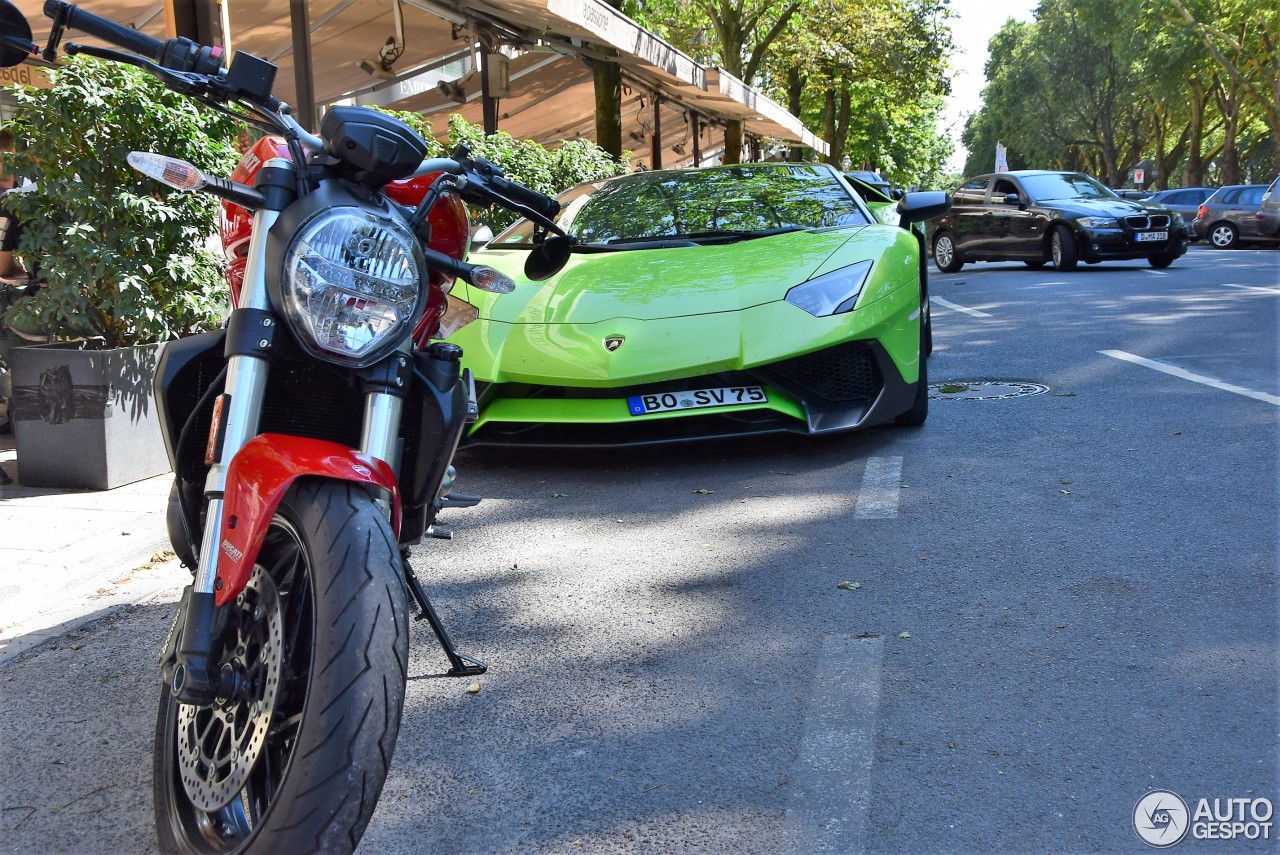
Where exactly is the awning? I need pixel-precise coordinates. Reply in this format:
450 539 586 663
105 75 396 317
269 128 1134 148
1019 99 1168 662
8 0 827 158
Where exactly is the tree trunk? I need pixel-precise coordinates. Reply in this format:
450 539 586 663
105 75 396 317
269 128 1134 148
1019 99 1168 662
1183 80 1207 186
591 55 622 161
724 120 744 164
786 66 805 162
822 88 839 166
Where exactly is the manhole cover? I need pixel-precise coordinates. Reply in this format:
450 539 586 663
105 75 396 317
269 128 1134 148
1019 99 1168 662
929 381 1052 400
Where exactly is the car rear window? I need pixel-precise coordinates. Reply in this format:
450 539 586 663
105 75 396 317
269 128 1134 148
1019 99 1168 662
1239 186 1266 206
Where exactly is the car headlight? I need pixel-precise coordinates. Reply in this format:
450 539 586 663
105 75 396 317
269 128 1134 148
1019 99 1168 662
1077 216 1120 229
1171 212 1185 225
281 207 426 367
785 260 873 317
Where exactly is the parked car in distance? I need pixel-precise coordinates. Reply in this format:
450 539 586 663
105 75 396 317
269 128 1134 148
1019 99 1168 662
1144 186 1215 220
929 170 1189 272
455 163 949 447
1191 183 1278 248
1255 176 1280 239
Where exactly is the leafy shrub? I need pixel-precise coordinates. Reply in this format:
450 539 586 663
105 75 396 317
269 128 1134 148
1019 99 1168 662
4 55 239 346
443 114 630 231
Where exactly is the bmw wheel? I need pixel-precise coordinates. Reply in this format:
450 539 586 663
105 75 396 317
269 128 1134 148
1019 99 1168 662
1050 226 1079 271
933 232 963 273
1209 222 1239 249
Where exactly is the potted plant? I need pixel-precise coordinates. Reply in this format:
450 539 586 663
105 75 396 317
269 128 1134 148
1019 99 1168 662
2 55 239 489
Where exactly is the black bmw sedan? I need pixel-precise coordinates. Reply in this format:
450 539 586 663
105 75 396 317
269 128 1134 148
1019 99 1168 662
930 170 1190 272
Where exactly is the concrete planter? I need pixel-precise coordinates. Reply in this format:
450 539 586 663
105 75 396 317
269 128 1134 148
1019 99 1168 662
9 341 170 489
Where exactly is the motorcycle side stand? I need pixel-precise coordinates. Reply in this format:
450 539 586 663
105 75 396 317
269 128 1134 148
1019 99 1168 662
401 550 487 678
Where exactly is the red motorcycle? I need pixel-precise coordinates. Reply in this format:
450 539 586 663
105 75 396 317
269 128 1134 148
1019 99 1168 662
0 2 571 851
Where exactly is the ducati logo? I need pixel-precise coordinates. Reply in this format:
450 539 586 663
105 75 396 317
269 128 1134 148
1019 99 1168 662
604 336 625 352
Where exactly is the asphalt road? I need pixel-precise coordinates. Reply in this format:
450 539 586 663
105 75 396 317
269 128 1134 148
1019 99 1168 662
1 244 1276 854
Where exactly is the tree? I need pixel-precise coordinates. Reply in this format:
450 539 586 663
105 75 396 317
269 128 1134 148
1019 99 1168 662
1167 0 1280 174
636 0 810 162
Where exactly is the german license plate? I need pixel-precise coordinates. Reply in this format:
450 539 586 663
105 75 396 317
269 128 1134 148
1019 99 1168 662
1136 231 1168 242
627 386 767 415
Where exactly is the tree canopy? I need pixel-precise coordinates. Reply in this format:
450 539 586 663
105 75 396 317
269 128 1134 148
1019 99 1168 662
961 0 1278 187
632 0 955 186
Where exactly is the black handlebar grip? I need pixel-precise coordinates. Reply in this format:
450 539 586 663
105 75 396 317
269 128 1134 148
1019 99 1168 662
491 174 560 220
46 1 165 62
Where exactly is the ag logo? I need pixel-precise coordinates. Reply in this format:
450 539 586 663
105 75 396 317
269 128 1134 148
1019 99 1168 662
603 336 625 352
1134 790 1190 847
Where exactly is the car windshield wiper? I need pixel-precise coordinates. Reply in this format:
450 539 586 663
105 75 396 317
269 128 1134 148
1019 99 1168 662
605 226 807 245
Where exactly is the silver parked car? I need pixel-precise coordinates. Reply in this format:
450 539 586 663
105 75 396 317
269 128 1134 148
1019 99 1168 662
1255 176 1280 239
1191 183 1279 248
1144 186 1215 220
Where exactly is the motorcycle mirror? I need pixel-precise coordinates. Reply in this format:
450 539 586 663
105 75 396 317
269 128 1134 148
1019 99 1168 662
0 1 35 69
524 235 572 282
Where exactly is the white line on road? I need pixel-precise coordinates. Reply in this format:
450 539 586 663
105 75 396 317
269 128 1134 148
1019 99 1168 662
931 296 992 318
1099 350 1280 406
853 457 903 519
1223 284 1280 296
781 635 884 855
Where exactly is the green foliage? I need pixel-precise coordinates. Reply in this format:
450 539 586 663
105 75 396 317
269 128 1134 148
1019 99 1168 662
370 106 445 157
4 56 239 346
443 114 629 231
965 0 1279 185
638 0 954 179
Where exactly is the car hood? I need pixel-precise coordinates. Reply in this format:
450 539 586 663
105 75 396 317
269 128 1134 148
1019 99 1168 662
468 227 886 324
1038 197 1171 218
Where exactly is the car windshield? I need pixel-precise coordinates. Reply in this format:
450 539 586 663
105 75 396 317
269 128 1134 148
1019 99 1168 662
489 164 871 247
1019 173 1118 202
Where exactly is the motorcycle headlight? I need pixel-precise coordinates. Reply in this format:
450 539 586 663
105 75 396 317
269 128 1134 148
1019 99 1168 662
280 207 426 367
785 260 873 317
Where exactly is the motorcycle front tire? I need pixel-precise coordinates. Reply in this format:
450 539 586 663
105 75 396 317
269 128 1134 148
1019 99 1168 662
153 478 409 855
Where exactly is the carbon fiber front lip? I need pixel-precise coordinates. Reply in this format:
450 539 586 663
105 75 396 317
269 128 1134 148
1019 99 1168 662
462 340 916 448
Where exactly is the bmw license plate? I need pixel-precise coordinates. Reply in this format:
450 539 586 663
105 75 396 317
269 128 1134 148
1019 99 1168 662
627 386 767 415
1136 231 1168 242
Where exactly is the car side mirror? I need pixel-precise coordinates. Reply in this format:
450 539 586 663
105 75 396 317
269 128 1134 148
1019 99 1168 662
1003 193 1021 206
897 191 950 226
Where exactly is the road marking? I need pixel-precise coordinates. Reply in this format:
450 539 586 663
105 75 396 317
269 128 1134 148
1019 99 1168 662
1223 284 1280 296
1100 350 1280 406
781 635 884 855
1143 269 1169 275
854 457 903 519
931 296 992 318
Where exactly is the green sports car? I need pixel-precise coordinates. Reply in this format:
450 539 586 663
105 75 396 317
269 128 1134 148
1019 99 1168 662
450 163 948 447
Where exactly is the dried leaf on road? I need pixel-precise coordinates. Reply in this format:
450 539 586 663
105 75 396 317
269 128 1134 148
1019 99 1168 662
897 631 912 639
836 581 862 591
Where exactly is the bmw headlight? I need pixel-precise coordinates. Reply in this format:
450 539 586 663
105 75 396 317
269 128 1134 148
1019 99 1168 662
785 260 873 317
1077 216 1120 229
1172 212 1185 226
281 207 426 367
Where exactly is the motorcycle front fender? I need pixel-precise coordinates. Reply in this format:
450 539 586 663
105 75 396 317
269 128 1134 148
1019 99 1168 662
213 433 402 606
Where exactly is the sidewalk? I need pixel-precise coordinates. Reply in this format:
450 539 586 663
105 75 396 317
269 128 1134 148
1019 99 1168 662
0 431 186 665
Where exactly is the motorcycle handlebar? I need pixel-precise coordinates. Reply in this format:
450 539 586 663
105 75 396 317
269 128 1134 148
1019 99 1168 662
45 0 223 76
45 0 163 62
488 173 560 220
